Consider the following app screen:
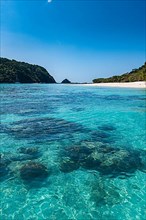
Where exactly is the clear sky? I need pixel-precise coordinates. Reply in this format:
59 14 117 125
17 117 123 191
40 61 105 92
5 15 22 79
1 0 145 83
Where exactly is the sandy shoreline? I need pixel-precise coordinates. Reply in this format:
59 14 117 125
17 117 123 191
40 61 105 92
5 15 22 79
82 81 146 88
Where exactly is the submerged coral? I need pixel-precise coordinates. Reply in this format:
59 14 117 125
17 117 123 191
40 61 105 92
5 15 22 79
18 147 39 155
59 141 144 178
18 147 41 159
60 157 80 173
20 162 49 181
5 117 89 142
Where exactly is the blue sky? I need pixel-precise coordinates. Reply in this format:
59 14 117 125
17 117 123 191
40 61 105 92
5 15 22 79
1 0 145 82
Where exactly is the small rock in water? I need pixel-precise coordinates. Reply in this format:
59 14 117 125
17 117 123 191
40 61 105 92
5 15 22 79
20 162 49 181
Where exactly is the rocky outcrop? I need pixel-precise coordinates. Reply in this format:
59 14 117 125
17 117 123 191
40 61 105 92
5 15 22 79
61 79 71 84
59 141 144 177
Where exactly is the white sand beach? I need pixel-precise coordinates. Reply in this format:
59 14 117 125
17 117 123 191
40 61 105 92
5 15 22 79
83 81 146 88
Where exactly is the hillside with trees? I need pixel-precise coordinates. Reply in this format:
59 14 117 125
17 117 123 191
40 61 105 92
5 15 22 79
0 58 56 83
93 63 146 83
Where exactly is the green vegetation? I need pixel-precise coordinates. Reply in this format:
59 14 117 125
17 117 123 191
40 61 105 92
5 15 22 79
93 63 146 83
0 58 56 83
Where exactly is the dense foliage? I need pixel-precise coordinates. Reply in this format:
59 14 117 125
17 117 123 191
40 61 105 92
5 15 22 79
0 58 56 83
93 63 146 83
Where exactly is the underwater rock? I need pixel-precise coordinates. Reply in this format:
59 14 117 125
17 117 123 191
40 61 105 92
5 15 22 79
18 147 40 159
20 162 49 181
7 117 89 141
81 150 103 170
60 143 102 172
60 157 80 173
80 143 111 169
64 145 93 161
98 149 141 176
97 145 116 153
59 145 93 173
82 146 142 177
59 141 144 177
80 141 104 151
65 147 81 162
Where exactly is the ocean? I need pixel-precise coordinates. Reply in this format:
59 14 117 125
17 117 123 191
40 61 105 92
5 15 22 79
0 84 146 220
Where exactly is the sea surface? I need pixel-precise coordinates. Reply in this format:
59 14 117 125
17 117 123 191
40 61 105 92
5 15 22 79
0 84 146 220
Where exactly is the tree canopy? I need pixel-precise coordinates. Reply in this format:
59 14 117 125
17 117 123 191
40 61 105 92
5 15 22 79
93 63 146 83
0 58 56 83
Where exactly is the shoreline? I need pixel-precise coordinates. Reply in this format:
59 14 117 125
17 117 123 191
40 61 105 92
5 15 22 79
81 81 146 89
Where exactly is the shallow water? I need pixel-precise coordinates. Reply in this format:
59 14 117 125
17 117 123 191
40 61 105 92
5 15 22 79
0 84 146 220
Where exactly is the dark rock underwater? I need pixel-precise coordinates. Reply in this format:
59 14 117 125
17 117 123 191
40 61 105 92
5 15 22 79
1 119 146 184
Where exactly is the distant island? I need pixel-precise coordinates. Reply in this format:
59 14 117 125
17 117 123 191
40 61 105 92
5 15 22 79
61 79 71 84
93 63 146 83
0 58 56 83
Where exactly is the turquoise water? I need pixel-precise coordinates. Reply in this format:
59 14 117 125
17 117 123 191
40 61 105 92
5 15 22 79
0 84 146 220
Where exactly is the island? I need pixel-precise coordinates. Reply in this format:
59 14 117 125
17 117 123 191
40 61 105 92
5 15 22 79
0 58 56 83
61 79 71 84
93 63 146 83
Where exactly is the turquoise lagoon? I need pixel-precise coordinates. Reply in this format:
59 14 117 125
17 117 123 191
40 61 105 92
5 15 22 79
0 84 146 220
